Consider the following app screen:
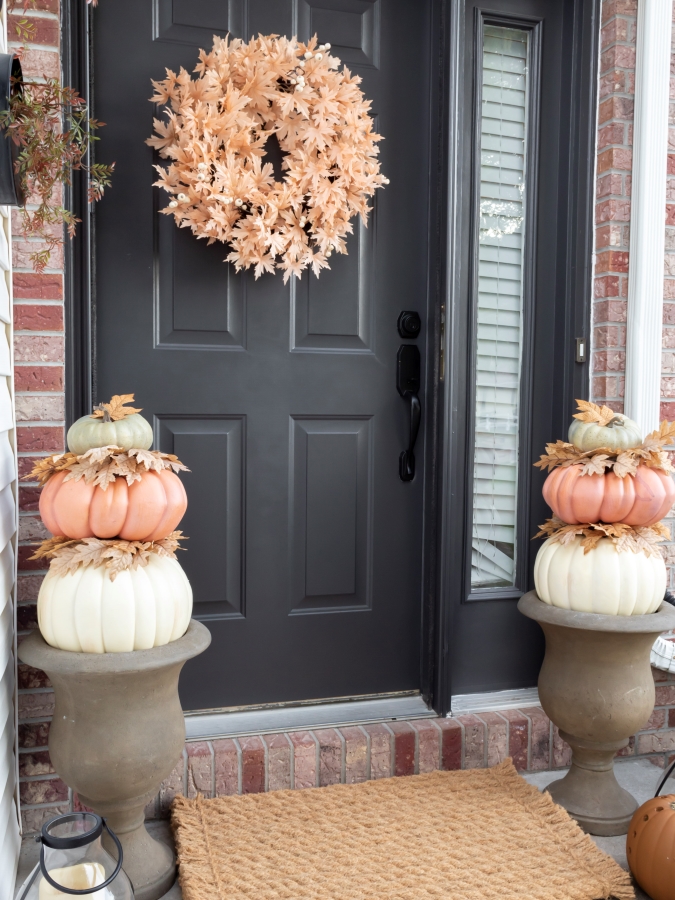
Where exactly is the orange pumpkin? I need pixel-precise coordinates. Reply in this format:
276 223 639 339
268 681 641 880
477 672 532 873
627 794 675 900
542 464 675 526
39 469 187 541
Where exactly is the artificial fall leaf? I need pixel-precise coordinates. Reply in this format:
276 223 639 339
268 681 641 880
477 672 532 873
578 454 612 476
572 399 616 427
91 394 142 422
533 517 667 558
30 531 187 581
641 421 675 450
27 452 79 486
612 451 639 479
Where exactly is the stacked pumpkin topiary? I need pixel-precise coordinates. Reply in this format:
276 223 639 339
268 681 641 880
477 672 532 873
534 401 675 616
28 395 193 652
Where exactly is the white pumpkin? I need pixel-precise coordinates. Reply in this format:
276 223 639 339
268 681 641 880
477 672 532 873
568 412 642 452
37 555 192 653
534 536 665 616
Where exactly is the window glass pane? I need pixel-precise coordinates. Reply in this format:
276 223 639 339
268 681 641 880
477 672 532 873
471 24 529 590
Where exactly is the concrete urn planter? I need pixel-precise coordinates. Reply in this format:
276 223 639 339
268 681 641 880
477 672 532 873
519 591 675 836
18 619 211 900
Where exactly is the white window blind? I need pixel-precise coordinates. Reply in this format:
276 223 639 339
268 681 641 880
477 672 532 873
471 25 530 590
0 3 19 895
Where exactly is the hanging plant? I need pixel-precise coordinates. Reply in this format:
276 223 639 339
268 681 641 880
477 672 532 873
147 34 388 282
0 60 114 272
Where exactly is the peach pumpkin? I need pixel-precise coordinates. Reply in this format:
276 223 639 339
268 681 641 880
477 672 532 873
542 464 675 526
39 469 188 541
627 793 675 900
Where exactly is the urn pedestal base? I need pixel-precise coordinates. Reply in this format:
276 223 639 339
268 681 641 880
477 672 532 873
518 591 675 836
18 620 211 900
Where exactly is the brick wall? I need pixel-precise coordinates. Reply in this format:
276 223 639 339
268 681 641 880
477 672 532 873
11 0 675 831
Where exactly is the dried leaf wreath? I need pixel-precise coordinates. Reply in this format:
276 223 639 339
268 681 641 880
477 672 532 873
147 34 388 282
28 446 189 489
535 517 670 558
29 531 186 581
534 404 675 478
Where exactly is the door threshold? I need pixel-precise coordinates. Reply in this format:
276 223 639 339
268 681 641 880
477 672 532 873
184 692 434 741
450 687 540 715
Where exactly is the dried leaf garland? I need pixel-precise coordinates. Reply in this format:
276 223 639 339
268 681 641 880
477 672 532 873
91 393 142 421
534 517 670 557
147 34 388 283
26 446 189 488
534 432 675 477
30 531 186 580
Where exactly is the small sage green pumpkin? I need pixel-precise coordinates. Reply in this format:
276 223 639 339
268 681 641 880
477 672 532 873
568 412 642 453
67 395 154 454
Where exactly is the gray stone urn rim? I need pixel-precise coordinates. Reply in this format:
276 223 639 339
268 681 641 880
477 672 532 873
518 590 675 634
18 619 211 674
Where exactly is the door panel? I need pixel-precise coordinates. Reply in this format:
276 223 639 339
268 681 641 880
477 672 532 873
93 0 431 710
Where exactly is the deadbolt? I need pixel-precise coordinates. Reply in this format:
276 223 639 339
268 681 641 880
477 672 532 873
398 311 421 339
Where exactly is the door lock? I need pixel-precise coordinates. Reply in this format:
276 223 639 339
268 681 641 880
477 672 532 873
397 310 421 339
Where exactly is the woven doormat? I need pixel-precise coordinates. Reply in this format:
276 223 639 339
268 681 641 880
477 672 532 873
171 759 634 900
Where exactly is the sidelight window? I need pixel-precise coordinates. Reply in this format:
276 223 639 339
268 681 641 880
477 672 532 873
470 24 531 591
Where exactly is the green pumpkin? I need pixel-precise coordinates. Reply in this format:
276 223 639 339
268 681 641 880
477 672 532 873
67 395 154 454
568 412 642 453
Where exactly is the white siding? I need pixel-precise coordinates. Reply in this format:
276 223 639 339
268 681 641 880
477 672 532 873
0 7 20 897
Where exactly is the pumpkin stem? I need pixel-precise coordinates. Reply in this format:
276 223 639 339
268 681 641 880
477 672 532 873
92 403 112 423
607 416 625 428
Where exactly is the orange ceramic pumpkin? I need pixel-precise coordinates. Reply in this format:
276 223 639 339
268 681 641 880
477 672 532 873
542 464 675 526
627 794 675 900
39 469 187 541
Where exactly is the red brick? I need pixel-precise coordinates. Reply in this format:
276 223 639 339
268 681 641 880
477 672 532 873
12 273 62 300
438 719 462 770
240 736 265 794
662 402 675 422
186 741 212 799
19 749 54 776
595 249 629 274
18 721 50 749
594 224 622 251
18 663 50 689
17 574 44 602
670 709 675 728
643 709 667 731
669 155 675 176
213 738 239 796
597 147 633 172
593 324 626 348
19 516 50 543
19 485 41 512
601 44 635 71
457 715 485 769
263 733 291 791
20 777 68 804
13 240 64 272
593 275 626 302
17 426 64 452
288 731 317 789
362 723 392 779
599 69 626 98
8 14 59 46
500 709 529 771
315 728 342 786
593 349 626 372
410 720 440 773
14 304 63 332
22 805 69 835
15 334 64 363
341 726 368 784
597 122 626 151
15 365 63 392
18 545 47 571
596 198 631 224
637 731 675 754
476 713 508 767
388 722 416 776
656 685 675 706
617 735 636 757
14 47 59 80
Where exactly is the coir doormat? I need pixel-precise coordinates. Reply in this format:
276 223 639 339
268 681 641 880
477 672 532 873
171 759 634 900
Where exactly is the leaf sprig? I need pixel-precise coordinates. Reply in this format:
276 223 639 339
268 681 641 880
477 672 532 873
27 446 189 488
30 531 186 581
572 399 619 427
91 394 142 422
535 516 670 557
535 421 675 478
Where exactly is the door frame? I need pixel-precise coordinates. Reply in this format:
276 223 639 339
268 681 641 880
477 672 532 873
62 0 599 717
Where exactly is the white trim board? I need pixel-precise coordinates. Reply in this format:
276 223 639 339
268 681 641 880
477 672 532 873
185 694 435 741
450 687 540 715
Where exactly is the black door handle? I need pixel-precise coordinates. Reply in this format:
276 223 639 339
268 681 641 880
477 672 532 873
397 345 421 482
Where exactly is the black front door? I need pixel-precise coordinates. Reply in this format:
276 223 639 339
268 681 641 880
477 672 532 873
91 1 433 710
